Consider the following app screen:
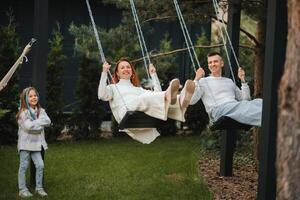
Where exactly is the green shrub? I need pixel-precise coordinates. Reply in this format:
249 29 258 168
0 11 19 145
185 100 209 134
69 57 105 139
45 23 66 142
154 34 179 136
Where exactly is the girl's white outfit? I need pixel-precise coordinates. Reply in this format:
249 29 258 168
190 76 262 126
17 107 51 192
98 72 186 144
17 108 51 152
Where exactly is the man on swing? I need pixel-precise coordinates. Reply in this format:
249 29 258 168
190 52 262 127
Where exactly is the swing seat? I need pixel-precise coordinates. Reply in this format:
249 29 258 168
118 111 162 130
210 116 252 131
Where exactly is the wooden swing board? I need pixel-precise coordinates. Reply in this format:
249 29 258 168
118 111 162 129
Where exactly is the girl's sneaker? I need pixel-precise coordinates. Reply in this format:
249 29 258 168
19 190 33 198
35 188 48 197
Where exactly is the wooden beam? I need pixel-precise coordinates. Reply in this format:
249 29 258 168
218 0 241 177
32 0 48 105
219 129 235 176
30 0 48 186
225 0 241 80
257 0 287 199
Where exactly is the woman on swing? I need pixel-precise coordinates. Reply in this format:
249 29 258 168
98 57 195 144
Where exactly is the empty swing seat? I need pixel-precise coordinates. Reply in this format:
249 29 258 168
118 111 162 130
210 116 252 131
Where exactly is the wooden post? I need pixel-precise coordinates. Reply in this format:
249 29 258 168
32 0 48 104
257 0 287 199
225 0 241 81
218 0 241 177
30 0 48 187
219 129 236 176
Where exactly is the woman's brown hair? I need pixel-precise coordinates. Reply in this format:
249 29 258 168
112 57 140 87
16 87 41 120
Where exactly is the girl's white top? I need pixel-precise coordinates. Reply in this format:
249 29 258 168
190 76 251 115
17 108 51 152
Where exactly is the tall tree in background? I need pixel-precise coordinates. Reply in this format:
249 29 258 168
242 0 266 98
0 11 19 144
240 0 267 161
69 24 106 139
46 23 66 142
73 57 105 139
277 0 300 198
155 34 179 136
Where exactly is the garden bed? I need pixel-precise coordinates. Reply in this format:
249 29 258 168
199 152 258 199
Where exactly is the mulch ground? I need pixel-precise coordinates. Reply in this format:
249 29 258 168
199 153 258 200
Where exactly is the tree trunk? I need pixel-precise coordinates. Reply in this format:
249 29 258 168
277 0 300 199
252 0 266 162
253 19 265 98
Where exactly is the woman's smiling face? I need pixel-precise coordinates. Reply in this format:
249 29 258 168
116 61 133 80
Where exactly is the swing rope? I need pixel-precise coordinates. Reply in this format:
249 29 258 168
173 0 220 105
85 0 129 111
129 0 151 79
173 0 200 73
85 0 106 64
130 0 159 91
211 0 241 84
213 0 240 68
0 38 36 92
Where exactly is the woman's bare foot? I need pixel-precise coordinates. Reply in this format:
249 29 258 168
165 79 180 104
180 80 195 109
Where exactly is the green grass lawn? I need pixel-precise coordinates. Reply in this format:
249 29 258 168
0 135 213 200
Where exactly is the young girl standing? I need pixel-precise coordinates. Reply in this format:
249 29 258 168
16 87 51 198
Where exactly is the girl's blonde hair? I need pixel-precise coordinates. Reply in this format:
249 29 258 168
112 57 140 87
16 87 41 120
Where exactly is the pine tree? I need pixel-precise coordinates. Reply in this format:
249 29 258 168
0 10 20 144
45 23 66 142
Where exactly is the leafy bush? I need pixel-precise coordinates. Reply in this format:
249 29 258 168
69 57 105 139
184 35 210 135
154 34 179 136
45 23 66 142
199 130 220 150
185 100 209 134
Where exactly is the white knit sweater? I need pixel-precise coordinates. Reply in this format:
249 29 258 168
98 72 162 123
190 76 251 115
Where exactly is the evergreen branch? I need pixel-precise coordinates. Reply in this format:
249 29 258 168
142 15 177 23
132 43 256 63
211 16 261 47
140 15 260 48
